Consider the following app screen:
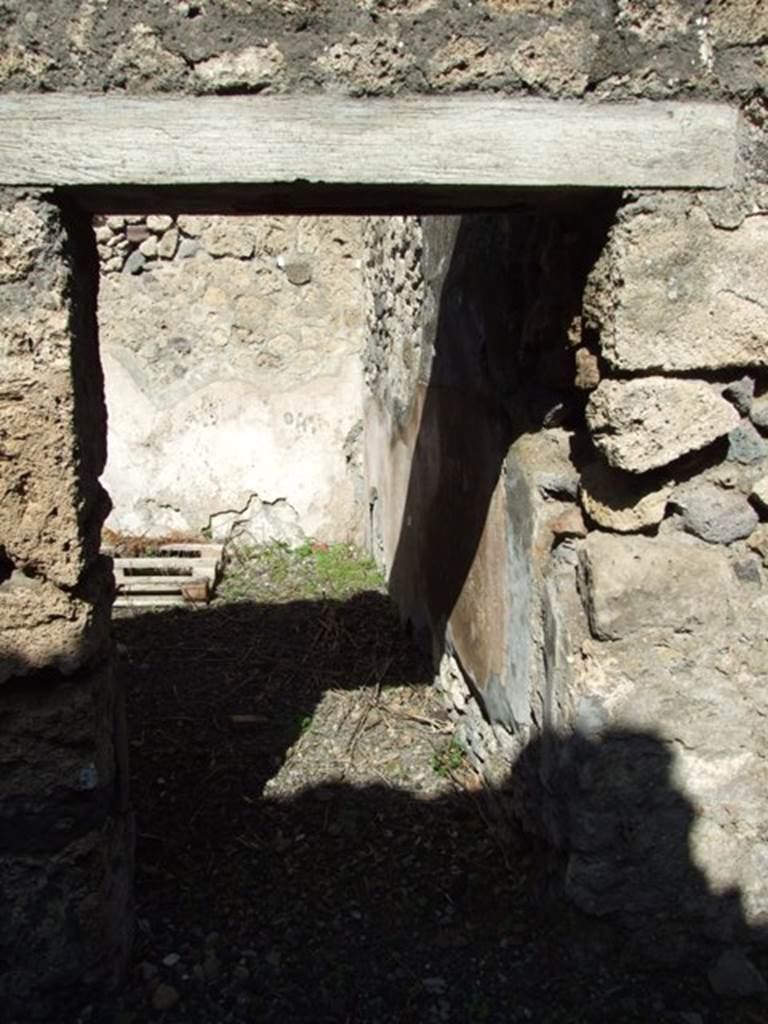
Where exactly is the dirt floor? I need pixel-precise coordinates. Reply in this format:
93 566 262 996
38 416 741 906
71 544 768 1024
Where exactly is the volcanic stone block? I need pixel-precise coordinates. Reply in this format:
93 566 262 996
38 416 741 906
579 459 672 532
673 481 759 544
0 203 53 285
0 558 113 683
580 532 733 640
586 377 738 473
0 369 110 587
727 420 767 465
0 192 107 586
586 196 768 372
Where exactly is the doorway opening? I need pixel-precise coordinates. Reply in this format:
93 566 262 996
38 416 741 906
94 209 515 1024
82 193 723 1024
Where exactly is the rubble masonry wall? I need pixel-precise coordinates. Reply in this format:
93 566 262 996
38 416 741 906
0 0 766 1006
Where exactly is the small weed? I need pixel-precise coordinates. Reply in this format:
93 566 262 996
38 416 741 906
299 714 313 735
431 737 466 777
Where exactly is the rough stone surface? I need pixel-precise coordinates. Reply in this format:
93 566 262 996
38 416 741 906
549 505 586 542
586 377 739 473
194 44 285 92
99 214 366 543
573 347 600 391
363 198 768 956
2 1 768 1006
0 200 50 283
0 561 113 684
580 532 734 641
0 192 108 589
585 196 768 372
579 460 672 533
751 476 768 513
751 394 768 431
0 0 760 106
723 377 755 415
748 524 768 566
728 420 768 465
672 481 759 545
0 192 133 1016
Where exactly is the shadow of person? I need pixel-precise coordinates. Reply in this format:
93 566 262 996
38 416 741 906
508 727 754 967
237 728 767 1023
109 591 768 1023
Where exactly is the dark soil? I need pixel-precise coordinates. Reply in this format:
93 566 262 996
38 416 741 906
72 548 767 1024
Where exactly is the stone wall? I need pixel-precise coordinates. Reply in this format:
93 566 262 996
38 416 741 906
97 212 366 545
1 0 765 108
1 0 767 1011
363 188 768 961
0 190 132 1017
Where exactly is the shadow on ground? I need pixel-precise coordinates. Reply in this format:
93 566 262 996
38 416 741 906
106 594 768 1024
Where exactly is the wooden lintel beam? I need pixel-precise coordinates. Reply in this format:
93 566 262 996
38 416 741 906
0 94 739 194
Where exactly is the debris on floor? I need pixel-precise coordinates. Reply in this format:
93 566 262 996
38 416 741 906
72 542 768 1024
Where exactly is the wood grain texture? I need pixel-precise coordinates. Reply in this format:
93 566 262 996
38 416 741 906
0 94 739 190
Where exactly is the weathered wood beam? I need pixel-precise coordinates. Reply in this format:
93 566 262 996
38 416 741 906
0 94 739 193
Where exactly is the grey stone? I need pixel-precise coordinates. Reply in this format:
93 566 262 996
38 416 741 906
536 472 579 500
581 532 733 640
728 421 768 464
751 394 768 431
177 237 199 258
672 482 759 544
580 459 672 533
586 377 739 473
733 557 761 584
572 695 609 739
723 377 755 415
708 949 768 998
285 260 312 286
125 224 150 244
123 250 145 275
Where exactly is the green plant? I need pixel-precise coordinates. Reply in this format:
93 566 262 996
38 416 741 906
216 539 384 605
431 737 466 777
